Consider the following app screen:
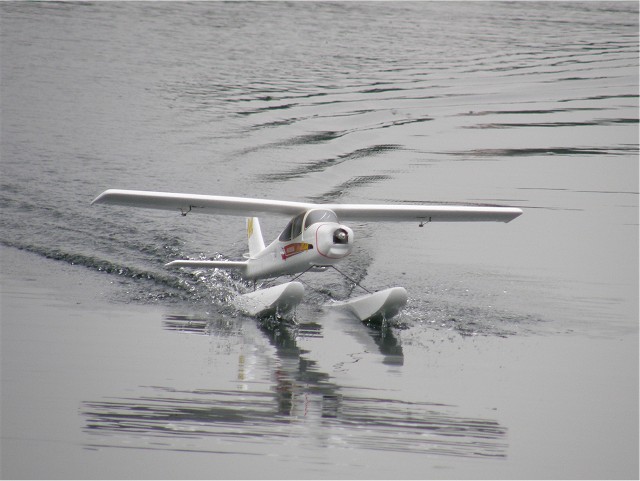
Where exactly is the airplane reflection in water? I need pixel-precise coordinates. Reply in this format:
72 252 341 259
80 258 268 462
83 314 507 458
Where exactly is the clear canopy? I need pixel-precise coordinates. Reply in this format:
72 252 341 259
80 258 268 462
278 209 338 241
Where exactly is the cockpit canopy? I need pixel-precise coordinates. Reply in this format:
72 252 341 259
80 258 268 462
279 209 339 241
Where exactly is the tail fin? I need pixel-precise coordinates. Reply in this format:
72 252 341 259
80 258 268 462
247 217 265 258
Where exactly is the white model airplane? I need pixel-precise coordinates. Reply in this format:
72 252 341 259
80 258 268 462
92 189 522 322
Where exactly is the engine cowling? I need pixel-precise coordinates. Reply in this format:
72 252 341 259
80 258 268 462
315 224 354 259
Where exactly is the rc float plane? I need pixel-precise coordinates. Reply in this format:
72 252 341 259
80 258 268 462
92 189 522 322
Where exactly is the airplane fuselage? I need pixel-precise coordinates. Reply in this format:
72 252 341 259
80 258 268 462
245 209 354 279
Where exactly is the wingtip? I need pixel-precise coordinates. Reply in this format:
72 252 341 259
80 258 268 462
91 189 114 205
91 188 128 205
506 207 524 222
90 193 104 205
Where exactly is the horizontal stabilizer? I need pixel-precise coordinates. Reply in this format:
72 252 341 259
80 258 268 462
165 260 248 273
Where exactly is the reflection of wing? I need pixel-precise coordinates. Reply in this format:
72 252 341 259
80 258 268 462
92 189 522 223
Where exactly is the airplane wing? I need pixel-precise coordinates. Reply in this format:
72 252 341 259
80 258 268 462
324 203 522 223
92 189 522 223
92 189 313 217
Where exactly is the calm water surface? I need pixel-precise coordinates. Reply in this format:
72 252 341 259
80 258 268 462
1 2 638 479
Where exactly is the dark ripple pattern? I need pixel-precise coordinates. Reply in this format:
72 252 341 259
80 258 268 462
83 387 507 459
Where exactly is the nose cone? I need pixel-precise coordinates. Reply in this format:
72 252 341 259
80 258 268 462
333 227 349 244
316 224 354 259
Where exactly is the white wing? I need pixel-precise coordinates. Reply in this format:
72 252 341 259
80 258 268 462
92 189 313 217
325 203 522 223
92 189 522 223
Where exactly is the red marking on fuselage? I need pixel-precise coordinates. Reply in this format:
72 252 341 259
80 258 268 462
281 242 313 260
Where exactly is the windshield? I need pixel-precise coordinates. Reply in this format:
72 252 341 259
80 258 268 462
304 209 338 229
278 212 305 241
279 209 338 241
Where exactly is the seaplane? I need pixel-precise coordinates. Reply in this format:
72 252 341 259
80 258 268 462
92 189 522 323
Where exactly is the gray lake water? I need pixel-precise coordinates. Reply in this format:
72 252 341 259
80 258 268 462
1 2 638 479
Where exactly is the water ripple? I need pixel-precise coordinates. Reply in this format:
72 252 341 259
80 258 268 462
83 387 507 459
